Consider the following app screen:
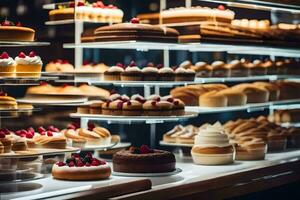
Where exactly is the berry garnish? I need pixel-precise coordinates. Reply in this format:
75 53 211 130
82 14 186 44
107 4 114 9
174 100 179 105
117 101 124 109
116 62 124 68
218 5 225 10
29 51 36 58
77 1 85 6
0 52 9 59
2 128 10 135
151 101 157 106
85 163 91 167
68 161 75 167
127 101 132 106
15 130 21 135
67 124 76 130
39 81 48 86
140 145 153 154
77 160 84 167
69 2 75 7
167 98 174 103
86 152 93 158
16 22 22 27
130 18 140 24
47 125 58 132
97 1 105 8
129 61 137 67
62 60 69 64
18 52 26 58
62 83 69 88
20 129 27 135
2 20 12 26
91 160 100 166
56 161 65 167
40 131 46 135
47 131 53 136
26 133 34 139
88 122 95 131
38 126 46 133
27 127 35 134
156 64 163 69
0 91 6 96
147 62 154 67
0 132 5 138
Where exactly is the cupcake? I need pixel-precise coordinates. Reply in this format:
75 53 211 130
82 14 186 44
108 99 125 116
211 61 229 77
104 65 124 81
0 52 15 77
159 67 175 81
250 59 266 76
89 100 104 114
193 62 212 77
175 67 195 81
227 60 247 77
15 51 42 77
131 94 146 104
262 59 276 75
120 61 142 81
179 60 193 69
142 66 158 81
162 95 185 116
122 100 143 116
143 100 173 116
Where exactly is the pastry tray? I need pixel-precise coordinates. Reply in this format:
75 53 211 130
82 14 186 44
112 168 182 177
0 147 79 159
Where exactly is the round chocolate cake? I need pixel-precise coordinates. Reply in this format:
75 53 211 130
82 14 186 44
113 145 176 173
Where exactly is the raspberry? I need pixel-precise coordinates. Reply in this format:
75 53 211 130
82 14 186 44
97 1 105 8
174 101 179 105
2 20 12 26
15 130 22 135
85 163 91 167
77 1 85 6
218 5 225 10
107 4 114 9
127 101 132 106
117 101 124 109
16 22 22 27
56 161 65 167
130 18 139 24
72 153 80 158
29 51 36 58
68 161 75 167
38 126 46 133
88 122 95 130
20 129 27 135
0 132 5 138
77 160 84 167
129 61 137 67
67 124 76 130
69 2 75 7
0 52 9 59
26 133 33 139
140 145 153 154
62 60 69 64
2 128 10 135
47 125 56 132
167 98 174 103
18 52 26 58
40 131 46 135
156 64 163 69
27 127 35 134
47 131 53 136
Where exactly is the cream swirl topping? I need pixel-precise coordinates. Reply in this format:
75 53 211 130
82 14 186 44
141 67 158 73
159 67 174 73
125 66 141 72
0 57 15 67
15 56 43 65
194 126 231 148
107 66 124 72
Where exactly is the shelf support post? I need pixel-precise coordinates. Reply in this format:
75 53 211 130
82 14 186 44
150 123 156 148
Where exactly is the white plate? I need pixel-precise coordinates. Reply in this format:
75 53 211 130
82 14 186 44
112 168 182 177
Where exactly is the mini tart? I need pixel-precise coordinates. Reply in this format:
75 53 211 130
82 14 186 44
211 61 229 77
122 100 143 116
142 100 173 116
62 129 86 148
108 99 125 116
217 89 247 106
199 91 228 107
0 52 15 77
163 125 185 143
112 147 176 173
175 68 195 81
121 66 142 81
159 67 175 81
234 137 267 161
0 95 17 110
104 66 124 81
89 100 104 114
93 127 112 146
0 136 13 153
0 26 35 42
191 146 234 165
193 62 212 77
232 84 270 103
227 60 248 77
142 67 159 81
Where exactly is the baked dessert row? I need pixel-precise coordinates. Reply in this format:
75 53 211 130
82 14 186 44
0 20 35 42
77 94 185 116
49 1 123 23
171 81 300 107
179 58 299 78
0 51 42 77
52 145 176 180
0 123 118 154
27 83 110 98
0 92 33 115
270 109 300 124
104 62 195 82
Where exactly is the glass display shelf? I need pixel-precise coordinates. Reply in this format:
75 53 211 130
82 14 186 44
43 2 72 9
185 99 300 114
0 41 50 47
278 122 300 128
159 141 193 148
63 40 300 57
196 0 300 13
270 103 300 110
45 19 113 25
0 171 44 184
70 112 198 124
0 75 58 86
0 107 40 119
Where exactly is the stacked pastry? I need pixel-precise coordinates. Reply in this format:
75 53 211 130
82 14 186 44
271 109 300 124
179 59 297 78
191 123 234 165
104 62 195 82
171 81 300 107
77 94 185 116
163 125 199 144
26 83 110 98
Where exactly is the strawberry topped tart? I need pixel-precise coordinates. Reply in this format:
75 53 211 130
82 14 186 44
0 20 35 42
52 153 111 180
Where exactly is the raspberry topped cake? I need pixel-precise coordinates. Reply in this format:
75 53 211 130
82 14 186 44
0 20 35 41
113 145 176 173
52 153 111 180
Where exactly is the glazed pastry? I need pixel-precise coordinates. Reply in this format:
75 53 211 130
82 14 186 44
113 145 176 173
15 51 42 78
93 127 111 145
199 91 228 107
0 52 15 77
163 125 185 143
234 137 267 160
159 67 175 81
30 135 67 149
121 62 142 81
217 89 247 106
62 129 86 148
191 125 234 165
104 65 124 81
142 66 159 81
174 67 195 81
122 100 143 116
52 153 111 181
78 128 102 146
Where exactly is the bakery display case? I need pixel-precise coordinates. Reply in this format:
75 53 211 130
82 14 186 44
1 0 300 199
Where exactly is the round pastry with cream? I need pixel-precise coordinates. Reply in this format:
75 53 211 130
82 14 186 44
0 52 15 77
121 61 142 81
142 66 159 81
15 51 42 78
175 67 195 81
159 67 175 81
52 153 111 181
191 126 234 165
104 65 124 81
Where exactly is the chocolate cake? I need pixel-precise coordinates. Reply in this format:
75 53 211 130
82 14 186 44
94 18 179 43
113 145 176 173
